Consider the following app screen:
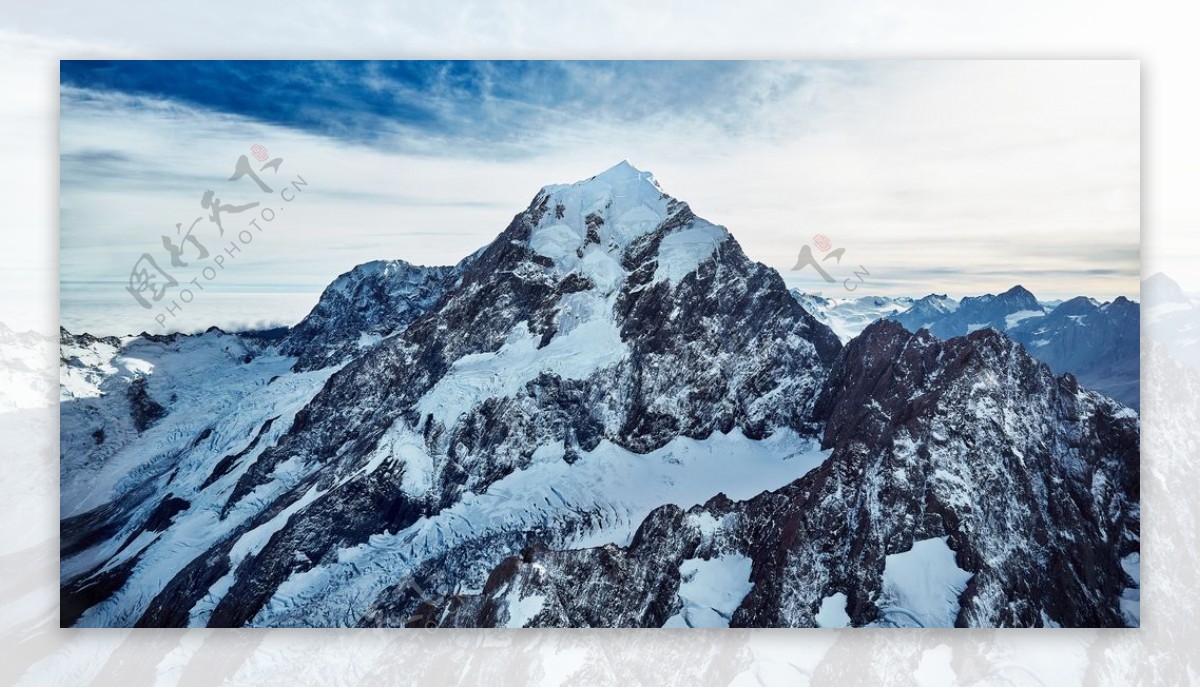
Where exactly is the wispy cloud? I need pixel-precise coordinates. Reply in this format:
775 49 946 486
59 60 1139 336
60 61 856 157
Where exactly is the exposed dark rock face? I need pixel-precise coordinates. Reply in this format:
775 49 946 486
281 259 464 371
59 326 121 352
430 321 1138 628
141 495 190 532
127 377 166 432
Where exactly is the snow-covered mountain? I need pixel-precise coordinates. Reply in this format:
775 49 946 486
890 286 1044 339
789 292 914 343
793 287 1140 408
887 293 961 332
875 286 1140 409
59 162 1138 629
1142 272 1191 308
281 259 466 371
1008 296 1140 409
417 321 1138 628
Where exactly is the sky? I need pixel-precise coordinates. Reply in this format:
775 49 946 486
57 59 1140 336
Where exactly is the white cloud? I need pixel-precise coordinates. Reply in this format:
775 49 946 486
58 60 1139 335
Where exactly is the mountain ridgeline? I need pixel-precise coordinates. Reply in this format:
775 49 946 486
796 284 1140 409
58 163 1139 629
882 285 1140 409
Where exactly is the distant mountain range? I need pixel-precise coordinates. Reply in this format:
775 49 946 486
793 284 1140 409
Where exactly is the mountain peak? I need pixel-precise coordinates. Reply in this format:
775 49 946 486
522 162 732 292
595 159 648 180
282 259 462 370
543 160 662 200
1002 284 1038 301
1053 295 1102 314
1142 272 1189 305
962 285 1039 310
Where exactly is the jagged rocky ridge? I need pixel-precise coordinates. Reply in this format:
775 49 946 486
281 259 465 371
871 286 1141 409
405 321 1138 628
58 162 1138 628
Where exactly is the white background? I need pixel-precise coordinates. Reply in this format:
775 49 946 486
1 2 1197 685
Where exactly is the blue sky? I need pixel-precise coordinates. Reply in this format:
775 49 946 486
58 61 787 146
59 60 1140 335
59 61 838 155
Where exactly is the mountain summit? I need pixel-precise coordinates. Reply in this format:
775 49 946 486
890 285 1044 339
61 163 844 628
59 164 1138 629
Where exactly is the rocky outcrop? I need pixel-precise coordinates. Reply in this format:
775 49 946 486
428 321 1139 628
281 259 463 371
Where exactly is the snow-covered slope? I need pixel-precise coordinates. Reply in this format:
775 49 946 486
59 162 1137 629
889 293 960 331
1144 272 1200 371
790 292 914 343
0 323 55 412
